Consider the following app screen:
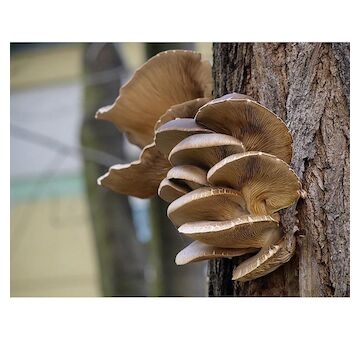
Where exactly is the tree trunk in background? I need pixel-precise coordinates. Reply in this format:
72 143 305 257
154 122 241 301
209 43 350 297
81 43 147 296
146 43 207 296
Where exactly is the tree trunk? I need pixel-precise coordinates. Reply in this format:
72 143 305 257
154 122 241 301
81 43 147 296
209 42 350 297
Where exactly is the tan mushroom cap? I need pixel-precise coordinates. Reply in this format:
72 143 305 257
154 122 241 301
155 118 213 157
167 165 208 190
232 233 296 281
96 50 213 148
158 178 188 203
168 133 246 170
167 187 247 227
178 215 282 249
175 240 257 265
207 151 302 214
98 143 171 198
195 94 293 163
154 98 211 130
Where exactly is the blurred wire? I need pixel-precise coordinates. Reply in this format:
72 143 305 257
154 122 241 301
11 123 124 167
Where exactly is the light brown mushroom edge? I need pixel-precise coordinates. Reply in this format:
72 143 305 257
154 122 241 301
96 50 304 283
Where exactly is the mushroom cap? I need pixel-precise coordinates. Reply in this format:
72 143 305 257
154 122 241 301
195 94 293 163
98 142 171 198
96 50 213 148
168 133 245 170
175 240 258 265
216 92 255 101
167 165 208 190
178 215 281 249
207 151 302 214
158 178 188 203
155 118 213 157
154 97 210 130
167 187 247 227
232 233 296 282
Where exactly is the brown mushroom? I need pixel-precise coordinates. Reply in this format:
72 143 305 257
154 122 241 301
178 215 282 248
195 94 293 163
175 240 258 265
232 232 296 282
158 165 208 203
155 118 213 157
207 151 302 214
167 187 247 227
158 178 188 203
154 98 211 130
168 133 245 170
98 143 171 198
167 165 208 190
96 50 213 148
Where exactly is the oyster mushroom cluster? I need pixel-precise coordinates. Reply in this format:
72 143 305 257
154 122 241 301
97 49 303 282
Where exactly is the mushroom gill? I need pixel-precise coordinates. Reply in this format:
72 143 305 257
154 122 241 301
167 187 247 227
178 215 281 249
175 240 258 265
168 133 245 170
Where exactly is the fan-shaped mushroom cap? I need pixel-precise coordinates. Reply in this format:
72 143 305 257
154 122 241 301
168 133 245 170
98 143 171 198
158 178 188 203
232 233 296 282
96 50 213 148
155 118 213 157
207 151 302 214
178 215 281 249
195 94 293 163
167 187 247 227
154 98 211 130
175 240 258 265
167 165 208 190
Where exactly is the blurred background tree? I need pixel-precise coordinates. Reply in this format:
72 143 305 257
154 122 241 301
81 43 147 296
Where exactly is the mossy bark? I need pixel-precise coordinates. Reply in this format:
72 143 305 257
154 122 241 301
209 43 350 297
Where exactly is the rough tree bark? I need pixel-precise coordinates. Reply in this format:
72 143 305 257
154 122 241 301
81 43 147 296
208 43 349 297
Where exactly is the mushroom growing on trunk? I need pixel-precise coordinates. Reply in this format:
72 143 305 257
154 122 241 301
96 49 303 283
